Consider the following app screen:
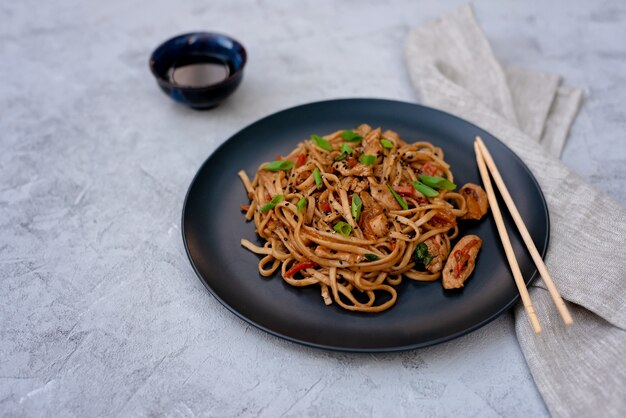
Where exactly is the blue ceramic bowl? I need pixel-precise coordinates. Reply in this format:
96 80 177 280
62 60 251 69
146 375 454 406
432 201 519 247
149 32 247 110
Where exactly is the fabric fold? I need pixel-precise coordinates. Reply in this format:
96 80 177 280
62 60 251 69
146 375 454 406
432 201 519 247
504 66 560 141
405 4 626 417
540 87 583 158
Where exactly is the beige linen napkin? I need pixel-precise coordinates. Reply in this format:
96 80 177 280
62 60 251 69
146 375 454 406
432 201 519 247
405 4 626 417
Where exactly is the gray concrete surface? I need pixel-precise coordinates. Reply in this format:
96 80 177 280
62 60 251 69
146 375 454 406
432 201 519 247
1 0 625 416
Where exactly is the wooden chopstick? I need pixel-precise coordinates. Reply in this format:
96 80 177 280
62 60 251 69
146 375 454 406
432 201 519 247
474 141 542 334
476 136 574 326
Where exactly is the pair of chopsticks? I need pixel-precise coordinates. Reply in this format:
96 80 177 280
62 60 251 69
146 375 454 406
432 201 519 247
474 136 573 334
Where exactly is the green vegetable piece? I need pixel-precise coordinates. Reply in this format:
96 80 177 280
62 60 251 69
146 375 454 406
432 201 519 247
351 194 362 221
333 221 352 237
311 134 332 151
340 143 353 154
340 130 363 142
260 194 285 212
412 181 439 197
296 197 308 212
263 160 295 171
364 253 379 261
415 242 428 259
313 167 323 189
418 175 456 190
386 184 408 210
333 143 353 161
360 154 376 165
414 242 433 266
380 139 394 149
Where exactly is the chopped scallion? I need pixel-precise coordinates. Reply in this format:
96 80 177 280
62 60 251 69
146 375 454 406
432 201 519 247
334 143 353 161
311 134 332 151
351 194 362 221
313 167 323 189
333 221 352 237
340 130 363 142
360 154 376 165
260 194 284 212
263 160 295 171
380 139 394 149
418 175 456 190
387 184 408 210
297 197 308 212
412 181 439 197
364 253 379 261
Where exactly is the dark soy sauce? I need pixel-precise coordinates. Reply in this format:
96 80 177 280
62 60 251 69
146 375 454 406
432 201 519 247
168 55 231 87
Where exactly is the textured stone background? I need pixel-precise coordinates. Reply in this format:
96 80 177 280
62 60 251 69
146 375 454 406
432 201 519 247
1 0 625 416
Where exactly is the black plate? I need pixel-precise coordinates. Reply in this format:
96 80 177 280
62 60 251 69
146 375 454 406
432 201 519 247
182 99 549 352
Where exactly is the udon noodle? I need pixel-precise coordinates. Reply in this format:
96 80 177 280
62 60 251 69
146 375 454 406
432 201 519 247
239 125 484 313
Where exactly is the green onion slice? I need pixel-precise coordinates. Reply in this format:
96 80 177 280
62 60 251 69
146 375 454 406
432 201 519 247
333 221 352 237
418 175 456 190
340 130 363 142
313 167 323 189
364 253 379 261
351 194 362 221
386 184 408 210
260 194 285 212
412 181 439 197
263 160 295 171
334 143 353 161
311 134 332 151
296 197 308 212
380 139 394 149
360 154 376 165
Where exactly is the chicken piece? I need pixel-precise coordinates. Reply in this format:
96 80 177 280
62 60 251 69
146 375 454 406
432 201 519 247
442 235 482 289
358 191 389 239
373 164 384 179
354 124 372 137
368 178 401 211
362 128 383 158
429 207 457 231
332 160 373 177
418 234 450 273
340 177 368 193
367 212 388 238
382 129 401 143
460 183 489 220
314 246 359 264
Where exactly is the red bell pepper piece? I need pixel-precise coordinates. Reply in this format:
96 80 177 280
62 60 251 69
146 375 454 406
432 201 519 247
422 162 438 176
285 261 317 277
453 239 481 277
296 153 307 168
393 185 415 197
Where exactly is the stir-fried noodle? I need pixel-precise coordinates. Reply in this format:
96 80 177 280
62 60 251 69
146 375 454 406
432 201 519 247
239 125 487 313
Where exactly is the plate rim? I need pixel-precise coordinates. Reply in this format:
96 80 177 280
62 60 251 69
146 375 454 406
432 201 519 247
181 98 550 352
